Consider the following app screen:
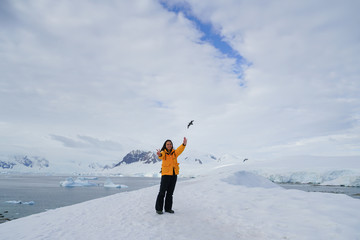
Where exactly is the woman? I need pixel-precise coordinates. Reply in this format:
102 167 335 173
155 137 187 214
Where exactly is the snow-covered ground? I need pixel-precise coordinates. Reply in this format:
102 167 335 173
1 165 359 240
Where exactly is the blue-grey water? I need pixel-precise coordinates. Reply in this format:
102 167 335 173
0 175 161 223
279 183 360 199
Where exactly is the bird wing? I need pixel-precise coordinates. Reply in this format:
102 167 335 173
187 120 194 128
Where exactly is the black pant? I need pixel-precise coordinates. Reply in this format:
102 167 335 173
155 174 177 212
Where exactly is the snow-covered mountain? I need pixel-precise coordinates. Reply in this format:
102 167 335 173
106 149 223 177
1 151 359 187
182 153 219 165
113 150 160 166
0 154 109 174
112 150 220 167
0 155 49 170
0 150 222 176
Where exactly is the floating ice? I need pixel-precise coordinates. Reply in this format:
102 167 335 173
104 178 128 188
6 201 35 205
60 177 97 187
78 177 98 180
104 178 120 188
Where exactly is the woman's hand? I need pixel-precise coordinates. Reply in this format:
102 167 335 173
183 137 187 146
156 149 162 157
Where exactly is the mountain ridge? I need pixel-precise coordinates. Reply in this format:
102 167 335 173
113 150 160 167
0 155 49 170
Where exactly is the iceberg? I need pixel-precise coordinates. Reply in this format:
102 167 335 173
60 177 97 187
104 178 120 188
104 178 128 188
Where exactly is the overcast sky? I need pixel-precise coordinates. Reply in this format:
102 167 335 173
1 0 359 165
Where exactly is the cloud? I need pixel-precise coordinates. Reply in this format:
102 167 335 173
50 135 122 151
176 0 360 156
0 0 359 163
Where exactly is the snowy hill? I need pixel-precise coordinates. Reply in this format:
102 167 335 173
1 165 359 240
0 155 49 171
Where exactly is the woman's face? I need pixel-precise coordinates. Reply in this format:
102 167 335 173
166 141 173 151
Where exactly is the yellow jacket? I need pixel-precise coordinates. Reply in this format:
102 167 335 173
159 144 186 175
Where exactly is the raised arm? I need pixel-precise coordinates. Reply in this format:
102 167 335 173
175 137 187 156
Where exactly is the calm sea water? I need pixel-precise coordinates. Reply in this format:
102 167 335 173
0 175 161 223
279 183 360 199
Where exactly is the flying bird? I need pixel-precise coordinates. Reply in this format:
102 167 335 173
243 158 248 162
187 120 194 129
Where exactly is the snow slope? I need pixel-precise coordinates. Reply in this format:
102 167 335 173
1 165 359 240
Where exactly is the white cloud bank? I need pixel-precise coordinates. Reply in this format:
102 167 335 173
0 0 359 166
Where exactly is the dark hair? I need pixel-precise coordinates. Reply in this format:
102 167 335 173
161 139 173 152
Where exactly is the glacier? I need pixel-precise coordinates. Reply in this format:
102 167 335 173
253 170 360 187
